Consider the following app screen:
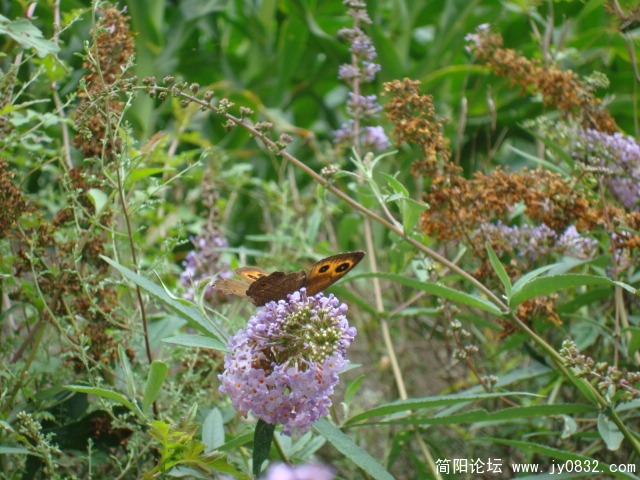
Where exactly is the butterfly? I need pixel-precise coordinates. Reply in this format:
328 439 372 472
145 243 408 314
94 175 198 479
214 251 365 306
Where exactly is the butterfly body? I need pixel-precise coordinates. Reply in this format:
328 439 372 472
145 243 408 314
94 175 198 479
215 251 365 306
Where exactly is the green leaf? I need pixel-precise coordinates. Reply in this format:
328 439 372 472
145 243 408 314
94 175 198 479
0 446 42 457
381 172 428 233
485 242 511 297
291 431 326 460
560 414 578 438
100 256 226 347
510 274 615 308
118 345 136 401
65 385 144 419
344 375 365 405
612 279 637 294
597 413 624 451
162 334 227 351
147 418 240 477
400 197 428 235
518 127 576 171
347 392 538 425
509 144 571 175
202 408 225 452
217 432 254 452
86 188 108 216
0 15 60 57
274 21 308 104
511 264 558 292
142 360 168 412
381 171 409 196
624 326 640 357
557 286 613 315
397 404 597 426
356 273 504 315
314 419 394 480
130 167 170 181
253 420 275 477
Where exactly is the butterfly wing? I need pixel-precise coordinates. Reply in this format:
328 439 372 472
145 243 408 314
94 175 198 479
213 278 251 300
217 252 365 305
304 251 365 295
235 266 269 282
246 270 307 306
214 266 268 301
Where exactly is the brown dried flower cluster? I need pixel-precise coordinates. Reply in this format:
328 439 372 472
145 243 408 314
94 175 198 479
381 75 640 261
0 159 33 239
9 192 121 369
495 295 562 336
466 27 617 134
0 68 17 137
73 5 135 159
5 7 133 370
517 295 561 327
423 168 605 243
383 78 452 177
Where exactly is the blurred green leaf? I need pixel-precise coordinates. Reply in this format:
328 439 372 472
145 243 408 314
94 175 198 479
65 386 144 419
101 256 226 346
253 420 275 477
0 15 60 57
402 404 597 426
486 242 511 298
162 334 226 351
598 413 624 451
346 392 538 425
142 360 168 413
314 419 394 480
357 272 504 315
86 188 108 216
202 408 225 452
510 274 617 308
381 172 428 233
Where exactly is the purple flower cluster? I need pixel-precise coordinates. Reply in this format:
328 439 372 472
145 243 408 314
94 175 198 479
332 0 390 153
218 289 356 435
333 122 390 153
179 227 232 300
346 92 382 118
360 125 391 152
479 222 598 260
263 462 335 480
583 129 640 209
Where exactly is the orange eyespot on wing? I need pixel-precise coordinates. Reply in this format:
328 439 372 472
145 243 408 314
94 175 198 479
235 266 269 282
305 251 365 296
